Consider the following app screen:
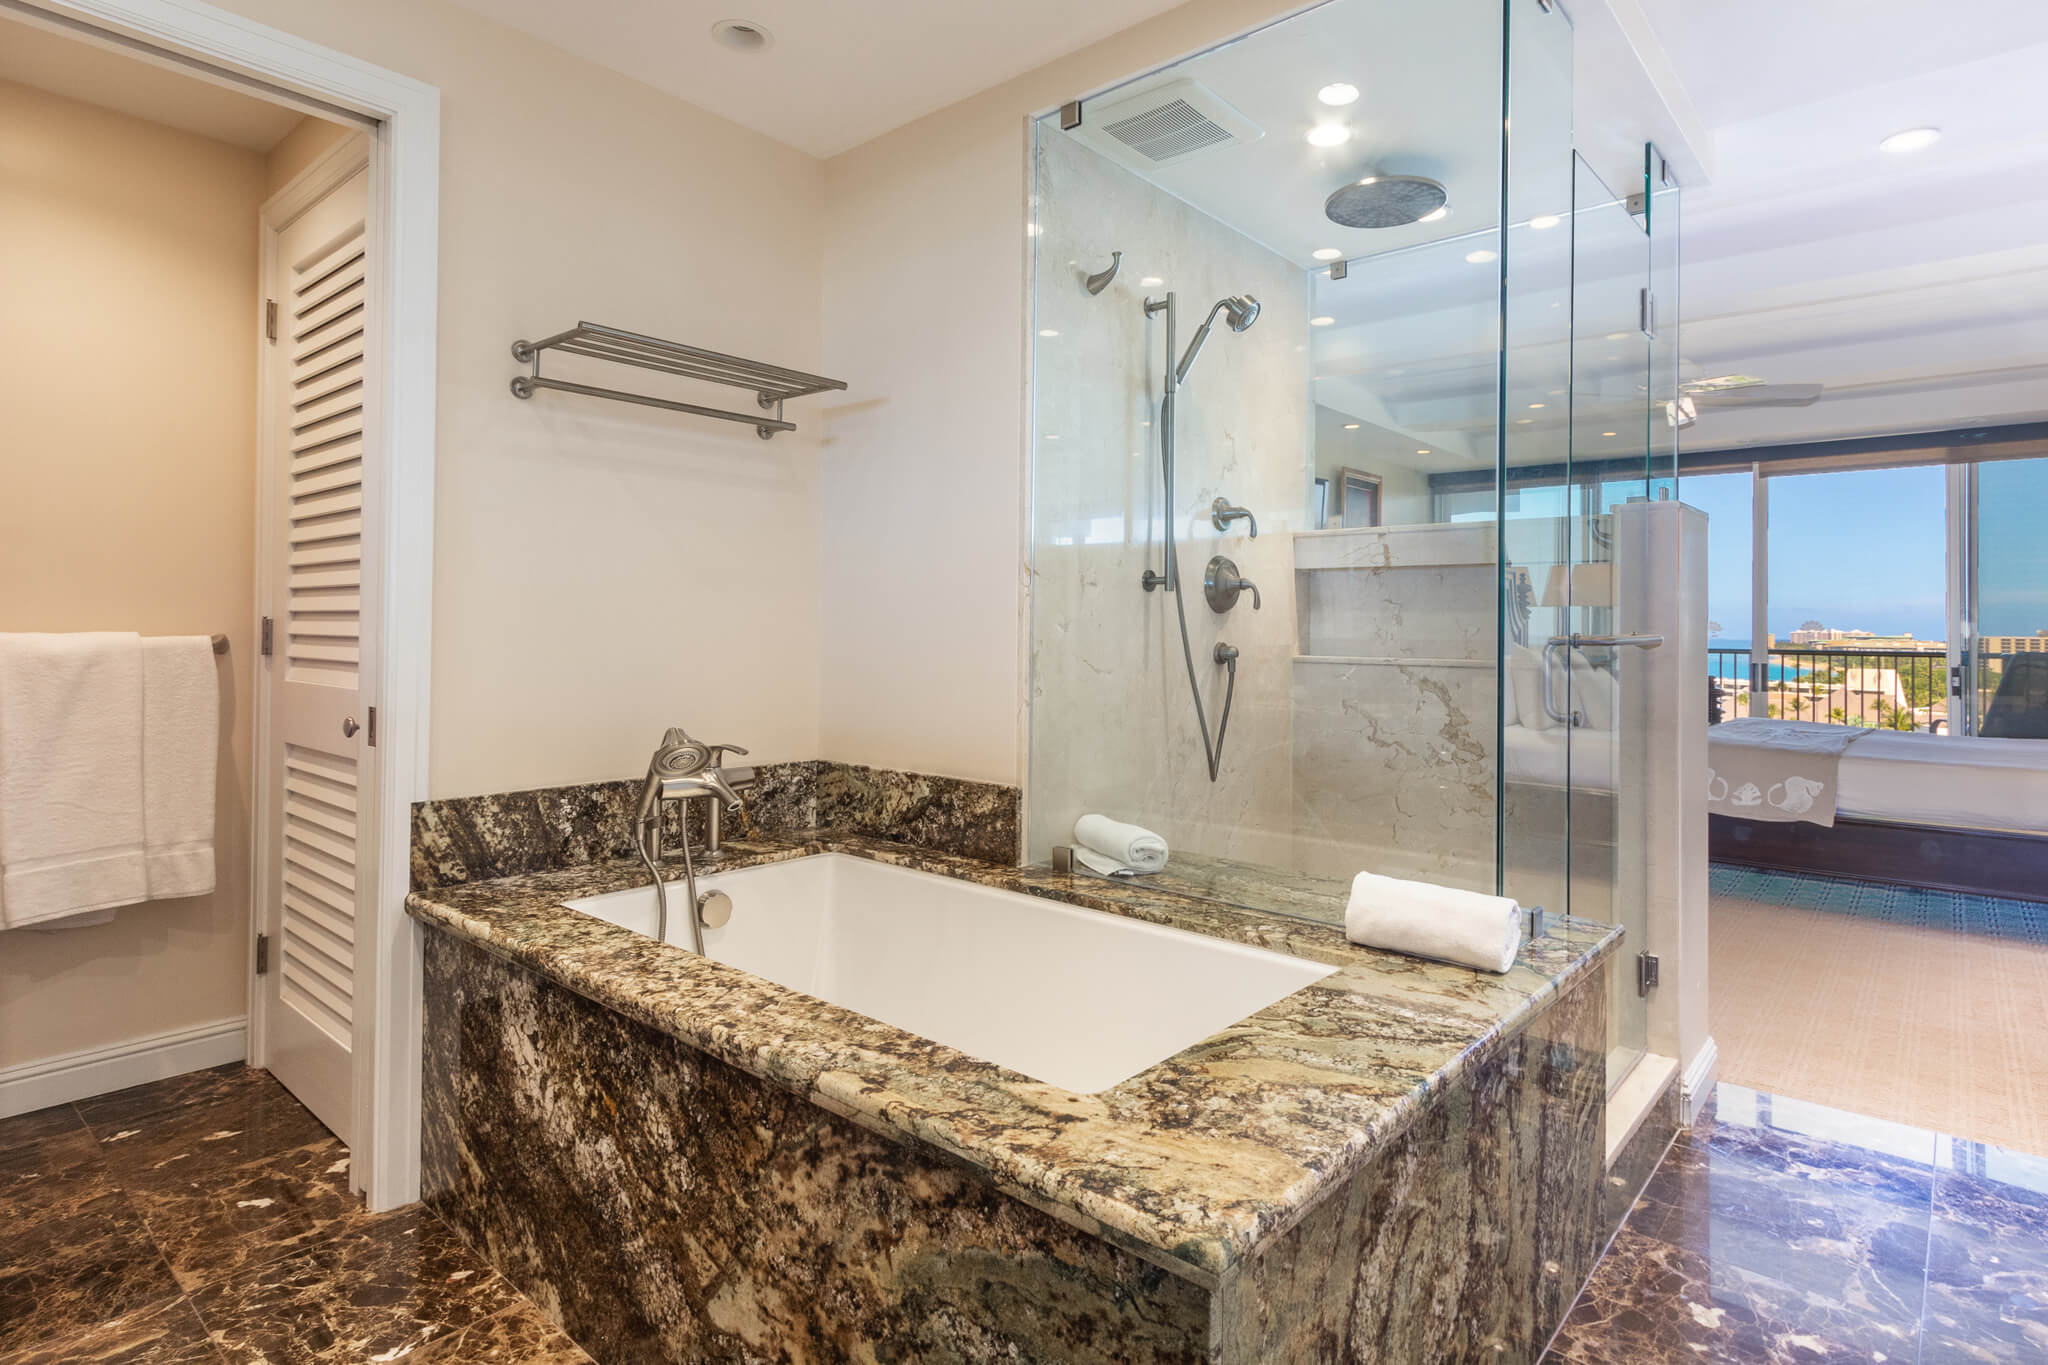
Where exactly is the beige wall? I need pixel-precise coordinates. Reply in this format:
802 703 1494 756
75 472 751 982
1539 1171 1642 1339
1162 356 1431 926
817 0 1309 784
209 0 831 798
263 113 353 197
0 80 264 1069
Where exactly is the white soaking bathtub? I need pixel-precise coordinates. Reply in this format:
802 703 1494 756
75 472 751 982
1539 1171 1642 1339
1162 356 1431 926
563 853 1336 1093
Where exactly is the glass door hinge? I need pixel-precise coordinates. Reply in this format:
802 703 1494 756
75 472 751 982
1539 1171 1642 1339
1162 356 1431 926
1637 950 1661 997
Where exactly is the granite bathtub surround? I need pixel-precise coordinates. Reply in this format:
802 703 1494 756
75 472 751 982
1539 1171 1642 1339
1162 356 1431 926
410 760 1019 890
409 833 1619 1363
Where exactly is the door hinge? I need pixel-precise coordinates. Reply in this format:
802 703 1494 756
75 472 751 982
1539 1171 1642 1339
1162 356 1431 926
260 616 274 657
1636 950 1661 997
366 705 378 748
1950 664 1965 696
265 298 278 342
1059 99 1082 131
255 932 270 975
1639 287 1657 340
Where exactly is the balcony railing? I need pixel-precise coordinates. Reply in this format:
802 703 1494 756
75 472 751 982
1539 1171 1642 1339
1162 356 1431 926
1706 647 1963 733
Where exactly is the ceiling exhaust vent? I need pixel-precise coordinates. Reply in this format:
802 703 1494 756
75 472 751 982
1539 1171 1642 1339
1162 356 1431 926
1072 79 1263 172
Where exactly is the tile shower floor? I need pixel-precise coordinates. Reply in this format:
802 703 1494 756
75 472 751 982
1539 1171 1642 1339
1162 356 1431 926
1544 1084 2048 1364
0 1063 590 1365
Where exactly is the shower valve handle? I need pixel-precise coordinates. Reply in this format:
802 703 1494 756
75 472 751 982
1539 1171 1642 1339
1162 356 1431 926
1203 556 1260 613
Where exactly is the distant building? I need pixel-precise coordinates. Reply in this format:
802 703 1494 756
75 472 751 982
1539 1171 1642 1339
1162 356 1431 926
1788 627 1876 644
1982 632 2048 655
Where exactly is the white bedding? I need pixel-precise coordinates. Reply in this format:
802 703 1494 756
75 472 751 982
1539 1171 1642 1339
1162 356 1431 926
1508 721 2048 835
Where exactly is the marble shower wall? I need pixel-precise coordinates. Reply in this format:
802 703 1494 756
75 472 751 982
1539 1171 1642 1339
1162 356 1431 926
1027 129 1310 866
1289 523 1501 892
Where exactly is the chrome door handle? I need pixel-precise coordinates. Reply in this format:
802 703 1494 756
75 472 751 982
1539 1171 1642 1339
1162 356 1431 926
342 716 360 738
1541 634 1664 725
1550 632 1664 650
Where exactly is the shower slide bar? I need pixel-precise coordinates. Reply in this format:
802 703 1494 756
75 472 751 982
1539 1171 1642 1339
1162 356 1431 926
510 321 847 440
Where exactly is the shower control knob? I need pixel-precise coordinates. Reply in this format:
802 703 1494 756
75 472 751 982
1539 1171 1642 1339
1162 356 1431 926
1203 556 1261 614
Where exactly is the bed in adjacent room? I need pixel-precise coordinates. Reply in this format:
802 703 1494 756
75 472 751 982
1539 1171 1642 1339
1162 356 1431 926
1703 719 2048 901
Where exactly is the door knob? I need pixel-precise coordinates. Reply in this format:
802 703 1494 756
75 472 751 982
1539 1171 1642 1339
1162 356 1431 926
342 716 360 738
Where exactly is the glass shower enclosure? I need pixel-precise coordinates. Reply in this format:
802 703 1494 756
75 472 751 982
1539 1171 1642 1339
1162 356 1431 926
1025 0 1679 1095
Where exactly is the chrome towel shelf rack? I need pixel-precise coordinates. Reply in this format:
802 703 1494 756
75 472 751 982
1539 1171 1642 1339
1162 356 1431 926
510 321 846 439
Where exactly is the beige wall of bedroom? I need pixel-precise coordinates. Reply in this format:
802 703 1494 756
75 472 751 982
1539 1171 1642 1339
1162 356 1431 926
0 80 264 1070
816 0 1312 785
207 0 830 800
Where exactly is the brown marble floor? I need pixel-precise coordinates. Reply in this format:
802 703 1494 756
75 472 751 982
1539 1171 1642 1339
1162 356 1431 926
1544 1083 2048 1364
0 1063 591 1365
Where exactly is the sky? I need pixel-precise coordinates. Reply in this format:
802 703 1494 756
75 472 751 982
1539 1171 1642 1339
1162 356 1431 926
1682 465 1949 643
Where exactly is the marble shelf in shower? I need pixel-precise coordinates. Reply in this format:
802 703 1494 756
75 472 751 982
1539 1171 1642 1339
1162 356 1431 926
1292 653 1494 668
1292 520 1498 571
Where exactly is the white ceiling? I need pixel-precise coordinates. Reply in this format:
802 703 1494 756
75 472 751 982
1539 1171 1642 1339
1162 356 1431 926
0 16 303 151
443 0 1190 158
1645 0 2048 451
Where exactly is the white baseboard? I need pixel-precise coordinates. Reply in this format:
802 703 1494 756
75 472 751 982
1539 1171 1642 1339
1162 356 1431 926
1606 1052 1681 1167
1680 1035 1719 1125
0 1017 247 1119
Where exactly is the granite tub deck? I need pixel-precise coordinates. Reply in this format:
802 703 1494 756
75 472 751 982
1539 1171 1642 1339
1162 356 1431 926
409 835 1619 1363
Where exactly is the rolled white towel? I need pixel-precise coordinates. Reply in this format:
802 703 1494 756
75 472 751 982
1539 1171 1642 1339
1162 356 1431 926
1344 871 1523 974
1073 814 1169 875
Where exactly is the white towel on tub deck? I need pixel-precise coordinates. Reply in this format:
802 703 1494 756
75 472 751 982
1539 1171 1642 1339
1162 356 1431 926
0 632 148 928
1707 719 1875 826
142 636 218 900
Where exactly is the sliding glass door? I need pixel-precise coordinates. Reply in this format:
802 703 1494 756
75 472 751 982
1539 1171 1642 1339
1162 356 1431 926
1966 458 2048 736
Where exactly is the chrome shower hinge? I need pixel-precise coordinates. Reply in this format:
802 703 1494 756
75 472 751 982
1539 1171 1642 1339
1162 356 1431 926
1636 950 1661 997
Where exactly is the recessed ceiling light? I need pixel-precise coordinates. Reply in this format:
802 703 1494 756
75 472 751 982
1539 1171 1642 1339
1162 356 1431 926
1343 422 1361 429
1466 249 1498 264
1306 125 1351 148
1515 418 1533 424
1602 431 1618 437
1604 331 1628 341
1529 214 1561 230
1310 315 1336 326
1528 402 1545 409
1418 206 1448 223
1140 275 1163 286
709 19 773 51
1045 434 1060 440
1318 82 1360 107
1312 248 1344 261
1879 126 1941 154
1038 329 1059 337
1416 448 1431 455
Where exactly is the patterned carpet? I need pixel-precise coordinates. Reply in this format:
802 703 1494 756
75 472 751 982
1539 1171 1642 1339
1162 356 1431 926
1710 863 2048 944
1711 864 2048 1158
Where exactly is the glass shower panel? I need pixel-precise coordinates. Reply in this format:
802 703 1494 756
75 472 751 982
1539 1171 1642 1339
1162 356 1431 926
1024 0 1521 918
1498 0 1576 925
1570 155 1654 1086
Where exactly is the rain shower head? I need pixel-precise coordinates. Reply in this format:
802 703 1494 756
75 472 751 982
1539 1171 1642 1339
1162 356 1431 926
1325 174 1448 229
1175 294 1260 384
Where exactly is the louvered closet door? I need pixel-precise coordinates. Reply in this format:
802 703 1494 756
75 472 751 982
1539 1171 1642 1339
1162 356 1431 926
260 165 369 1143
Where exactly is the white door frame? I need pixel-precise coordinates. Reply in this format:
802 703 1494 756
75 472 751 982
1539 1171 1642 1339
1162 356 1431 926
13 0 438 1212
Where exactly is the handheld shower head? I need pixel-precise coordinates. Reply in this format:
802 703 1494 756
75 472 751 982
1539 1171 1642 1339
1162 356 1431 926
1174 293 1261 384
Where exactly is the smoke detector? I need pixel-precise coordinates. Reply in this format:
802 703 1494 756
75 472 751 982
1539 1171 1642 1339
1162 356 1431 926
1070 79 1263 173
